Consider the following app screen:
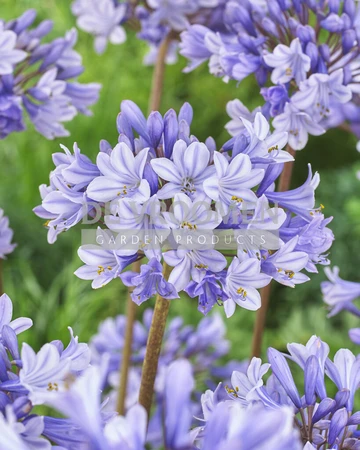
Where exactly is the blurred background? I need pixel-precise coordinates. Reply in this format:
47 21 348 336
2 0 360 363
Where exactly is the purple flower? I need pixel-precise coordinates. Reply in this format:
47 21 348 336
0 28 27 75
0 294 32 339
164 248 227 291
264 38 311 85
273 103 325 150
225 99 261 137
203 152 263 213
292 69 353 122
224 257 271 317
75 239 138 289
151 140 215 200
261 237 310 287
87 144 150 203
19 343 71 404
321 266 360 317
72 0 127 54
120 258 179 305
0 210 16 258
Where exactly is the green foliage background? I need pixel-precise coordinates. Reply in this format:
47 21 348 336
1 1 360 365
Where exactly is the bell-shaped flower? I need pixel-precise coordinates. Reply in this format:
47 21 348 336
325 348 360 411
0 210 16 258
264 38 311 85
261 237 309 287
120 258 179 305
292 69 352 122
227 357 271 406
75 236 138 289
151 140 215 200
238 112 292 164
87 143 150 203
0 294 32 340
265 164 320 220
224 257 271 317
163 248 227 291
0 29 27 75
321 266 360 317
273 102 325 150
203 152 263 214
19 343 71 404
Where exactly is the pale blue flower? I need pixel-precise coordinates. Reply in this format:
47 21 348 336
273 102 326 150
203 152 263 213
292 69 353 122
0 28 27 75
0 209 16 258
151 140 215 200
224 257 271 317
322 266 360 317
87 144 150 203
72 0 127 54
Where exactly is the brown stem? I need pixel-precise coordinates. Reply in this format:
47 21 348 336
251 146 296 358
116 260 141 415
138 263 171 420
251 283 272 358
116 30 170 415
148 35 171 113
277 145 296 193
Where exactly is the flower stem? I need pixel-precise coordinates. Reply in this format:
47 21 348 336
251 146 296 358
138 263 171 420
116 260 141 415
148 34 171 113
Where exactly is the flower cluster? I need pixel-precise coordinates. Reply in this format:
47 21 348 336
198 335 360 450
0 290 301 450
0 9 100 139
71 0 225 65
322 266 360 345
0 209 16 259
180 0 360 149
34 100 334 317
90 308 245 447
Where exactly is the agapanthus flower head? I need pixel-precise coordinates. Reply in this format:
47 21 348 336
71 0 226 66
197 334 360 450
35 101 333 319
180 0 360 149
0 10 100 139
0 209 16 259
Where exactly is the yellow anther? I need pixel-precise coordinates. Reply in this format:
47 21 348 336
231 196 243 203
285 270 295 279
47 382 59 392
180 221 197 230
236 287 247 297
107 266 112 271
97 265 105 275
268 145 279 153
195 264 208 270
286 67 292 76
44 220 51 227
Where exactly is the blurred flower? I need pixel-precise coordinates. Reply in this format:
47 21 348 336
0 11 100 140
0 209 16 259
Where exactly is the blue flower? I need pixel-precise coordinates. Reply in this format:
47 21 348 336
0 210 16 259
263 38 311 85
87 143 150 203
72 0 127 54
224 257 271 317
0 28 27 75
120 258 179 305
321 266 360 317
151 140 215 200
